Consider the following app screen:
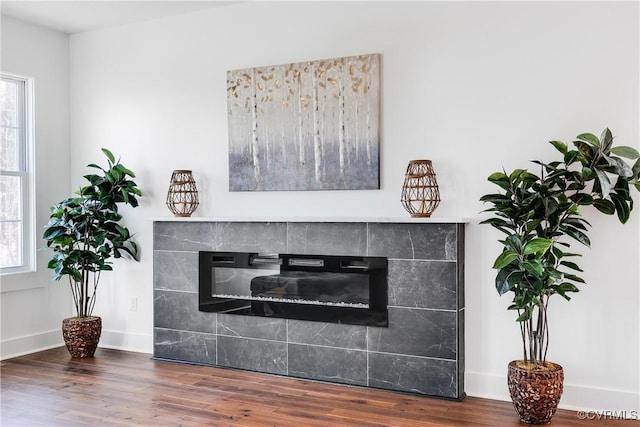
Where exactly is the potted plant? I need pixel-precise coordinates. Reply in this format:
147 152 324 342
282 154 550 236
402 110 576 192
480 128 639 424
43 148 141 358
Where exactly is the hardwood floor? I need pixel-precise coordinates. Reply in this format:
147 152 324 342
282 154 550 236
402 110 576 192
0 347 633 426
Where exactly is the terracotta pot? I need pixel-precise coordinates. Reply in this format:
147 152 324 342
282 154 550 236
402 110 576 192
62 316 102 358
507 360 564 424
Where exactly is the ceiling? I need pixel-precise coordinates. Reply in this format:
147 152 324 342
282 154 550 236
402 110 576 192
0 1 240 34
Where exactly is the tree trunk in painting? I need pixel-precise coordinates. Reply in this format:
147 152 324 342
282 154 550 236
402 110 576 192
338 62 346 180
312 63 322 182
250 68 260 182
279 74 288 164
365 56 373 170
281 106 287 163
296 69 305 166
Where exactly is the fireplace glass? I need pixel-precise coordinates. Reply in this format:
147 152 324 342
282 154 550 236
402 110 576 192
199 252 388 327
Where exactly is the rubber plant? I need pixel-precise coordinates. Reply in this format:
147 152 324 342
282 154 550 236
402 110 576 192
480 128 639 367
43 148 141 318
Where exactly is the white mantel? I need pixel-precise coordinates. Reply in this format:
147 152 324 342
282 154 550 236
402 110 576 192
152 216 472 223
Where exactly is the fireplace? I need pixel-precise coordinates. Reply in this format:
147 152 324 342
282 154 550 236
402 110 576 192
153 219 465 400
199 251 388 327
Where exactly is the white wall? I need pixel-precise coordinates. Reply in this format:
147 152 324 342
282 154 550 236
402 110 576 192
0 16 72 357
8 0 638 412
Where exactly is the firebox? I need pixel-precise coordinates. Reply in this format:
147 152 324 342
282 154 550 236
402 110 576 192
199 252 388 327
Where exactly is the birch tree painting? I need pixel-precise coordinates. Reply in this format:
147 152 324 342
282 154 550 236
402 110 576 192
227 53 380 191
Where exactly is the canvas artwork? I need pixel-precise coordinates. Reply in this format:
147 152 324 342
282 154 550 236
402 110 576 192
227 53 380 191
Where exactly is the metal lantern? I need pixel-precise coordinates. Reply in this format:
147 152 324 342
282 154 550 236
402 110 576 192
400 160 440 218
166 170 199 217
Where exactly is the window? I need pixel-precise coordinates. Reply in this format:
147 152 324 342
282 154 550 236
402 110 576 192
1 73 34 274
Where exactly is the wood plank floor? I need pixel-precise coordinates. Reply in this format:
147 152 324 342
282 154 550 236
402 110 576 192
0 347 633 426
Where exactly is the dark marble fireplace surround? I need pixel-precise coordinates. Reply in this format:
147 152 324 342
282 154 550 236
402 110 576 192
153 219 465 400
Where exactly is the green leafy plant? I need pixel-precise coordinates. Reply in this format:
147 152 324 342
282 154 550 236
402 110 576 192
480 129 639 366
43 148 141 318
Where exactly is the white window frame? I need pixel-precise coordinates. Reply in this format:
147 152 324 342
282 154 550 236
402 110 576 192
1 72 35 276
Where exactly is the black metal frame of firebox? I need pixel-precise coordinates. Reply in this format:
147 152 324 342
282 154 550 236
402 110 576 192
198 251 389 327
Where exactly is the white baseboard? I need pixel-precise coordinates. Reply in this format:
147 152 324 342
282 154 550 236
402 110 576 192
1 329 152 360
98 329 153 354
560 383 640 414
0 329 63 360
465 370 512 402
466 371 640 414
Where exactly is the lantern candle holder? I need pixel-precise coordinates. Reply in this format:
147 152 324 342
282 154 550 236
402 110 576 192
400 159 441 218
166 170 199 217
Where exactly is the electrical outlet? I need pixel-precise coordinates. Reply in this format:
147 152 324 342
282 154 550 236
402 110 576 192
129 297 137 312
